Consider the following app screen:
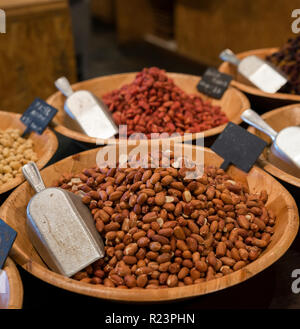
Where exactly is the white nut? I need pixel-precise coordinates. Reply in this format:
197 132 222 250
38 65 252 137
165 196 174 203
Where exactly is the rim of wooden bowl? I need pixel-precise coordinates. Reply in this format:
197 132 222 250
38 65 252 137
0 111 58 194
218 47 300 102
248 104 300 188
0 145 298 302
2 258 23 309
46 72 250 144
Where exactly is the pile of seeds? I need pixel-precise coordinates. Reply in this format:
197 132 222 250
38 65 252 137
102 67 228 138
0 128 38 184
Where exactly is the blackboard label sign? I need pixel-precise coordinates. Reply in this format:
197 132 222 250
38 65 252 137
197 67 233 99
20 98 58 135
0 219 17 269
211 122 267 172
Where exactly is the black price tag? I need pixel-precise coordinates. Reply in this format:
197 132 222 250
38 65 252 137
20 98 58 136
0 219 17 269
211 122 268 173
197 67 233 99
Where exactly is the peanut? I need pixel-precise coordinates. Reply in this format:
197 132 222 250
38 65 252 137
59 162 275 289
174 226 186 240
167 274 178 287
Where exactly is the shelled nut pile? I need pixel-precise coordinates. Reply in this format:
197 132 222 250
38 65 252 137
102 67 228 137
0 128 37 184
55 154 275 289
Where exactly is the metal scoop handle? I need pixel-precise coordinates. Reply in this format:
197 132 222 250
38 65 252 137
22 162 46 193
54 77 74 97
241 109 278 142
219 49 241 66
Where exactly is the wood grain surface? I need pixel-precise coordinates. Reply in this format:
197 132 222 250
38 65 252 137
91 0 115 24
175 0 297 66
0 0 66 14
0 258 23 309
115 0 155 43
0 0 77 114
0 144 298 302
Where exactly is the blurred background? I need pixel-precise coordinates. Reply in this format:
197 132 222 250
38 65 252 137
0 0 298 113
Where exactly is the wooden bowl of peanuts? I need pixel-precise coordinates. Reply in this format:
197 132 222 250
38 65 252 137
0 111 58 194
0 143 298 302
46 70 250 145
0 258 23 309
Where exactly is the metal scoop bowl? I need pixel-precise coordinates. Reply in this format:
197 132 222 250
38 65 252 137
55 77 118 140
241 109 300 170
22 162 105 277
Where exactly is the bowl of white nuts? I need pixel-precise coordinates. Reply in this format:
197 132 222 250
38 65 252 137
0 111 58 194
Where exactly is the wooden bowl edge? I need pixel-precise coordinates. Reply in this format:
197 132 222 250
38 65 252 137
247 104 300 187
48 73 250 144
4 258 23 309
0 146 298 302
219 47 300 102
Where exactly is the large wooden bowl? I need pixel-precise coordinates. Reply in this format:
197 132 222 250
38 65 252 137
0 258 23 309
46 72 250 144
248 104 300 188
0 144 298 302
219 48 300 104
0 111 58 194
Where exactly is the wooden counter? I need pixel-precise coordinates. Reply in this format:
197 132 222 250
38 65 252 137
175 0 298 66
0 0 77 113
115 0 300 67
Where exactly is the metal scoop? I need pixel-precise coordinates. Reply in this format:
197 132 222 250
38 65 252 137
22 162 105 277
54 77 118 139
241 109 300 169
220 49 287 93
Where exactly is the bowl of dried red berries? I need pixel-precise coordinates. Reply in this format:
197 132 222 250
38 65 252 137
47 67 250 144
